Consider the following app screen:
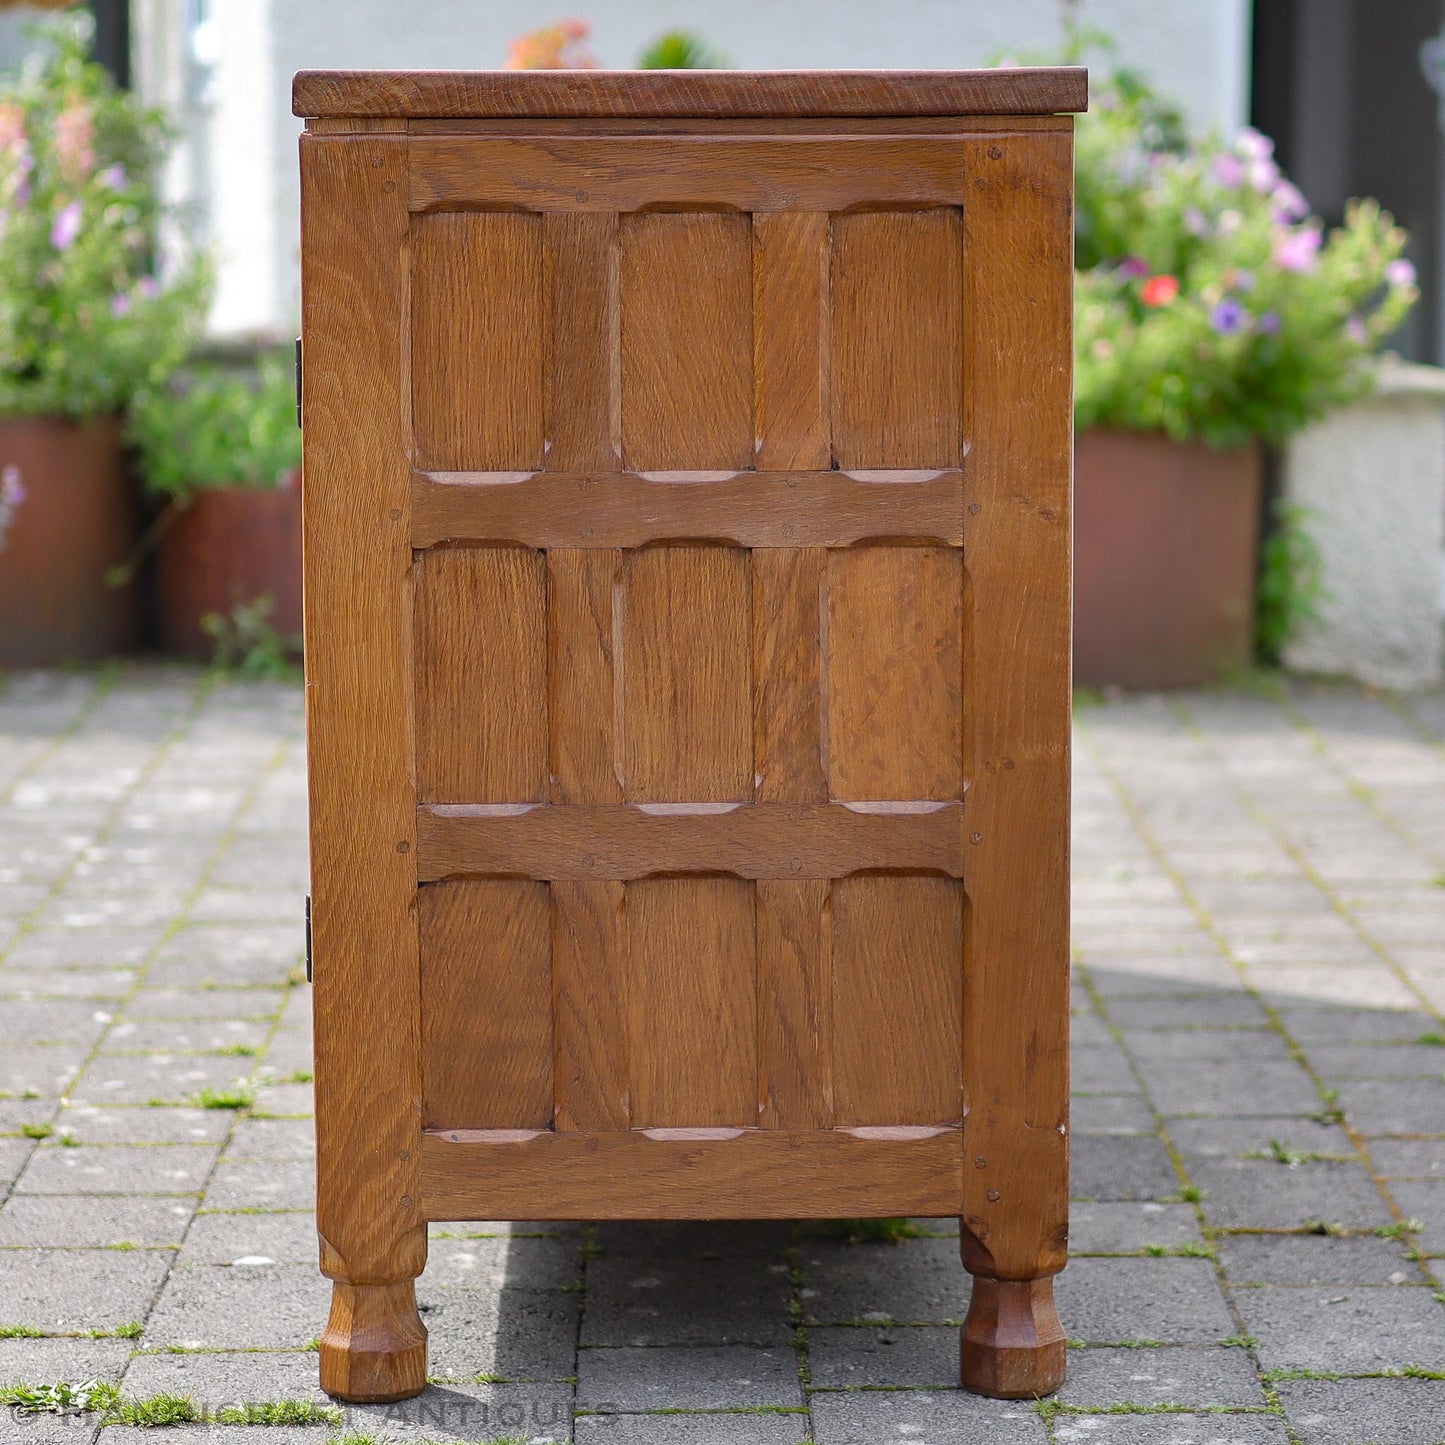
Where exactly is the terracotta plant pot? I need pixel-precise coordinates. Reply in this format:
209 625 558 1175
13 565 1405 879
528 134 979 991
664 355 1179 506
0 415 140 668
154 481 302 659
1073 430 1263 690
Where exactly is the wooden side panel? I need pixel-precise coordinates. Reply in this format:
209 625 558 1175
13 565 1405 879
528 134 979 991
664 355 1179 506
552 879 628 1131
412 211 544 470
414 547 548 803
549 550 622 806
959 132 1073 1279
300 134 424 1282
753 548 827 803
753 211 829 470
832 875 963 1126
831 209 963 469
825 546 963 801
619 546 752 803
419 881 552 1129
757 878 832 1129
546 211 618 472
627 876 757 1128
619 212 753 470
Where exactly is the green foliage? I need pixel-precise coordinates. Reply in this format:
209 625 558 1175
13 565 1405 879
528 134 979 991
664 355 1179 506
104 1390 199 1425
0 1324 43 1338
802 1218 922 1244
637 30 729 69
20 1122 51 1139
0 16 207 419
127 350 299 501
201 596 301 679
1 1378 115 1415
1255 502 1326 660
1069 38 1417 448
193 1080 254 1110
213 1399 342 1425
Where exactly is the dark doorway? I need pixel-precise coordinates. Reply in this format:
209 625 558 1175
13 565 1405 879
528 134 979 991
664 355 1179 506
1252 0 1445 364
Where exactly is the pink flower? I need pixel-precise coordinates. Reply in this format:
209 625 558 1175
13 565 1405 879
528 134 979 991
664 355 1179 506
99 163 126 190
1235 127 1275 162
136 276 160 300
1386 258 1417 288
1273 227 1322 273
110 292 131 317
50 198 82 250
1213 154 1245 187
1271 181 1309 222
1248 156 1280 192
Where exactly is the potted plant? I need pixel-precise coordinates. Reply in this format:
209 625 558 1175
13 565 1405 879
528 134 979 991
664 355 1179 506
127 350 301 660
0 17 206 667
1072 61 1417 688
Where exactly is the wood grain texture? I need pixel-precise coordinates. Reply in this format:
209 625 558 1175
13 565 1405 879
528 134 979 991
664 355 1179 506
293 67 1088 120
832 875 963 1126
753 548 828 803
753 211 829 470
619 213 752 471
627 876 757 1128
825 546 964 801
619 546 752 802
404 116 1075 136
757 878 832 1130
411 469 964 549
319 1280 426 1403
300 134 426 1288
412 211 543 470
545 212 618 472
412 137 973 215
957 132 1073 1283
414 547 547 803
422 1125 964 1218
416 801 965 882
832 208 964 469
418 881 552 1129
552 880 629 1131
548 549 622 805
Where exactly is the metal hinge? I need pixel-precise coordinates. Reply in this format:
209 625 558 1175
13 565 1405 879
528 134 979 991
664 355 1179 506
294 336 302 429
304 894 312 983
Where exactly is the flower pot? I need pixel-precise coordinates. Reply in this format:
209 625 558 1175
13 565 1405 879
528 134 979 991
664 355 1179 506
1074 430 1263 689
154 480 302 659
0 415 140 668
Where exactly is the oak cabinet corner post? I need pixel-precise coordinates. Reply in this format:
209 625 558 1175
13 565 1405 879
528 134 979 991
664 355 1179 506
296 66 1084 1406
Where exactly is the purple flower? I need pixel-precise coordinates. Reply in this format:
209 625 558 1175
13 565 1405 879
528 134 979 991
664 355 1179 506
1385 258 1417 288
99 163 126 190
1115 256 1151 280
1258 311 1281 334
1210 298 1247 334
1273 227 1322 273
1248 156 1281 193
1213 153 1245 187
1227 268 1256 293
50 199 81 251
109 292 131 317
136 276 160 300
1183 207 1210 237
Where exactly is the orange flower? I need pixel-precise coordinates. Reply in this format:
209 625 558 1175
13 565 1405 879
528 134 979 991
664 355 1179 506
1140 274 1180 306
506 19 598 70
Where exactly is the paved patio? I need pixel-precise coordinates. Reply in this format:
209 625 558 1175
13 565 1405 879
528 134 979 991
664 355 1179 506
0 666 1443 1444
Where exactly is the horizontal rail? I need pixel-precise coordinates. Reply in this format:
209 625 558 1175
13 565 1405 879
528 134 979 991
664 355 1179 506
409 136 980 212
412 468 965 549
420 1124 964 1218
415 800 964 883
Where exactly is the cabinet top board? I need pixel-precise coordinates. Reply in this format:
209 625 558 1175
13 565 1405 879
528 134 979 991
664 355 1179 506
292 67 1087 121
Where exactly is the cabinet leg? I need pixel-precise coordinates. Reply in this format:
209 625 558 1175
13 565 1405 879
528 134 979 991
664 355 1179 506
319 1279 427 1403
959 1274 1066 1399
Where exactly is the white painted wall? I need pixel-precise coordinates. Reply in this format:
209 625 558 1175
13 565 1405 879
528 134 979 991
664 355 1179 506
132 0 1252 337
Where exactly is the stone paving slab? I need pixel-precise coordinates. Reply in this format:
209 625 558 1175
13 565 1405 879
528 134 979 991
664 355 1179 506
0 669 1444 1444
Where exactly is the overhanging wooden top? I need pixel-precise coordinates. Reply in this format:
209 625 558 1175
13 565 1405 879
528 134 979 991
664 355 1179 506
292 68 1087 121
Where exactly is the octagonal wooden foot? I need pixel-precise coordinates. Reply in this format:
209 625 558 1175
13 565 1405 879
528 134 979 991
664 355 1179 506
319 1280 427 1403
960 1275 1066 1399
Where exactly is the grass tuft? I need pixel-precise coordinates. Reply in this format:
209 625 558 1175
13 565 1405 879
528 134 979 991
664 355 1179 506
194 1082 254 1110
0 1324 44 1338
